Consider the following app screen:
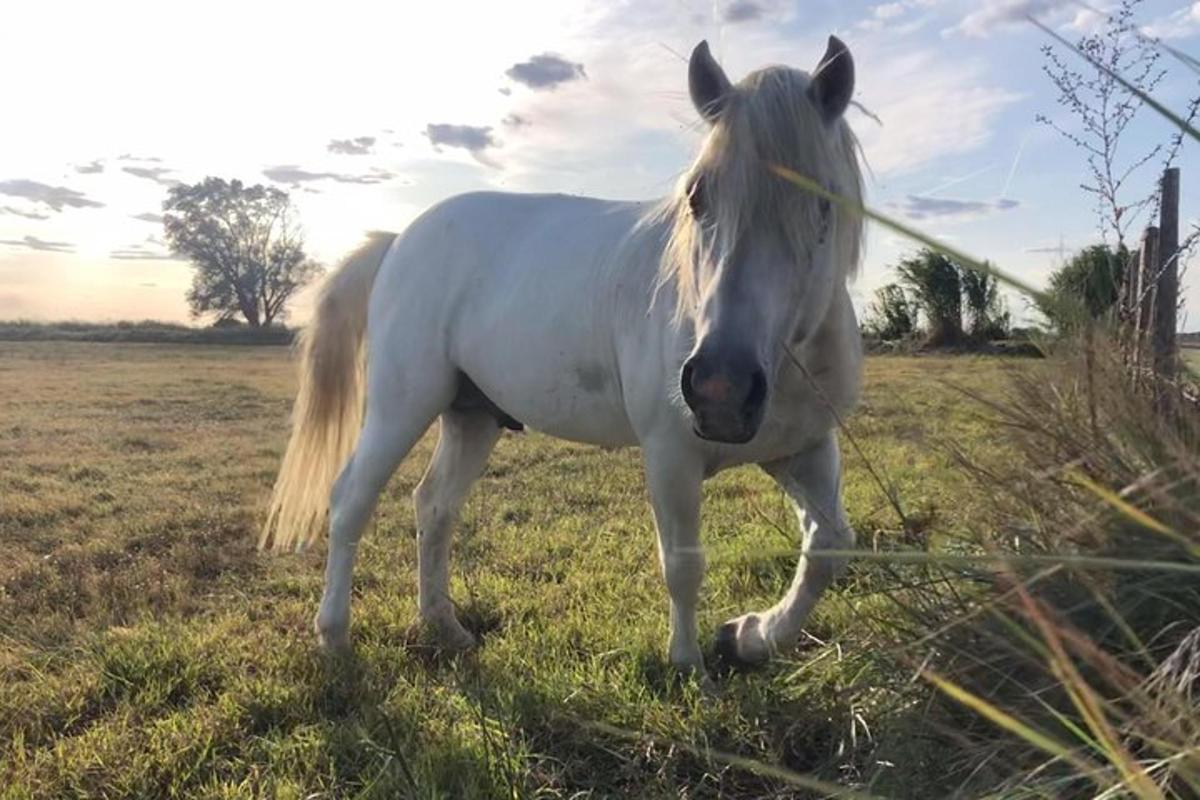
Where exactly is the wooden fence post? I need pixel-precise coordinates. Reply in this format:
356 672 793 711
1154 167 1180 380
1127 228 1156 379
1138 226 1159 344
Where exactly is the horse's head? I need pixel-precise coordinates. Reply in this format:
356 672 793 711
667 37 863 444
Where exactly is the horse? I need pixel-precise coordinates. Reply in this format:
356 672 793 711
262 36 864 679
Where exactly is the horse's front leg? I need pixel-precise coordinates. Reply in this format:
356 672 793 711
717 432 855 666
644 446 708 678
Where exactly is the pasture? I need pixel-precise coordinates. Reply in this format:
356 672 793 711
1184 346 1200 375
1 341 1034 797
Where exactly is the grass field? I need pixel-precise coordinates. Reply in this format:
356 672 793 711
0 341 1026 798
1184 345 1200 375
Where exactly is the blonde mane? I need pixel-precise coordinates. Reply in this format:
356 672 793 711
653 65 865 318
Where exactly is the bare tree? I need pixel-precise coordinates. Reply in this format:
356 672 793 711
1037 0 1169 253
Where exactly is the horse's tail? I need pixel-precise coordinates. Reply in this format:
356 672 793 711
260 231 397 552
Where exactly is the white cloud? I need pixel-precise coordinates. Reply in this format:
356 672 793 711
874 2 907 20
857 0 935 32
853 48 1024 175
952 0 1074 37
1143 2 1200 39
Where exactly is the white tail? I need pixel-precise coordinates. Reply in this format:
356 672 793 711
261 231 396 551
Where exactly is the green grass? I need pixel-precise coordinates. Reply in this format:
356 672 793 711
0 341 1024 798
1183 346 1200 375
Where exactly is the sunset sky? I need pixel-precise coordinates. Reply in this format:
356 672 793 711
2 0 1199 327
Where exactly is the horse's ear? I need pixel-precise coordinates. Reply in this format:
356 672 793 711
689 40 732 123
809 35 854 123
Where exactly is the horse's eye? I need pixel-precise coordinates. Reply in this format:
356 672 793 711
687 178 706 218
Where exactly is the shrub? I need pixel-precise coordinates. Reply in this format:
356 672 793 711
863 283 919 341
1039 244 1129 330
896 250 964 346
880 333 1200 797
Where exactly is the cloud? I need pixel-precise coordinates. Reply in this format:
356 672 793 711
121 166 177 185
0 179 104 211
505 54 586 91
262 165 395 187
853 48 1024 175
0 235 75 253
874 2 907 19
722 0 764 22
1144 2 1200 39
953 0 1073 36
503 113 531 128
74 160 104 174
132 212 165 224
118 153 163 163
858 1 930 32
0 205 50 220
425 124 497 153
327 136 376 155
895 194 1020 220
109 243 180 261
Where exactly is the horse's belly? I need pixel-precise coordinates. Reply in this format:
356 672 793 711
520 385 639 447
456 358 638 449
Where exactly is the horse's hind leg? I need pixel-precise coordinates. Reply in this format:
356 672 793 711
412 410 502 649
315 366 454 651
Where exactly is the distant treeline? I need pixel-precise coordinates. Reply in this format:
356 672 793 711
0 320 296 346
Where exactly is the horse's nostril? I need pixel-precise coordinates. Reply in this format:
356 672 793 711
744 368 767 414
680 359 698 407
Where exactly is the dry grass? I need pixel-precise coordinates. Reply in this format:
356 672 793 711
0 340 1023 798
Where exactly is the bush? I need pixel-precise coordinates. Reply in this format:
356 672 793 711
881 333 1200 796
961 266 1011 341
1039 244 1129 331
863 283 920 341
897 250 964 346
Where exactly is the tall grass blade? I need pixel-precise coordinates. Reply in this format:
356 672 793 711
767 164 1049 303
921 668 1096 777
1069 470 1199 557
735 548 1200 575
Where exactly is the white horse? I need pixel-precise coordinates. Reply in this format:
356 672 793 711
263 37 864 677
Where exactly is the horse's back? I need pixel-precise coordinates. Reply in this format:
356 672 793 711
366 190 661 447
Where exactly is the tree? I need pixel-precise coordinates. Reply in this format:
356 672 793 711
961 266 1009 341
1038 244 1127 330
896 249 963 346
164 177 321 327
864 283 919 341
1038 0 1161 252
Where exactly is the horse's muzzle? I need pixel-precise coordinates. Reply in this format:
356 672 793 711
680 355 767 444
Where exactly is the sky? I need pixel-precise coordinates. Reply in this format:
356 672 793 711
2 0 1200 328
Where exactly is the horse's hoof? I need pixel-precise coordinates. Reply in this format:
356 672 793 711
714 617 770 670
714 620 750 669
407 617 478 654
317 627 352 654
441 626 478 652
315 614 352 653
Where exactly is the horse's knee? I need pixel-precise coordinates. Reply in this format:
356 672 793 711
661 549 705 598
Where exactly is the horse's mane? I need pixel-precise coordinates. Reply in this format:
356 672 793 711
648 65 865 319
